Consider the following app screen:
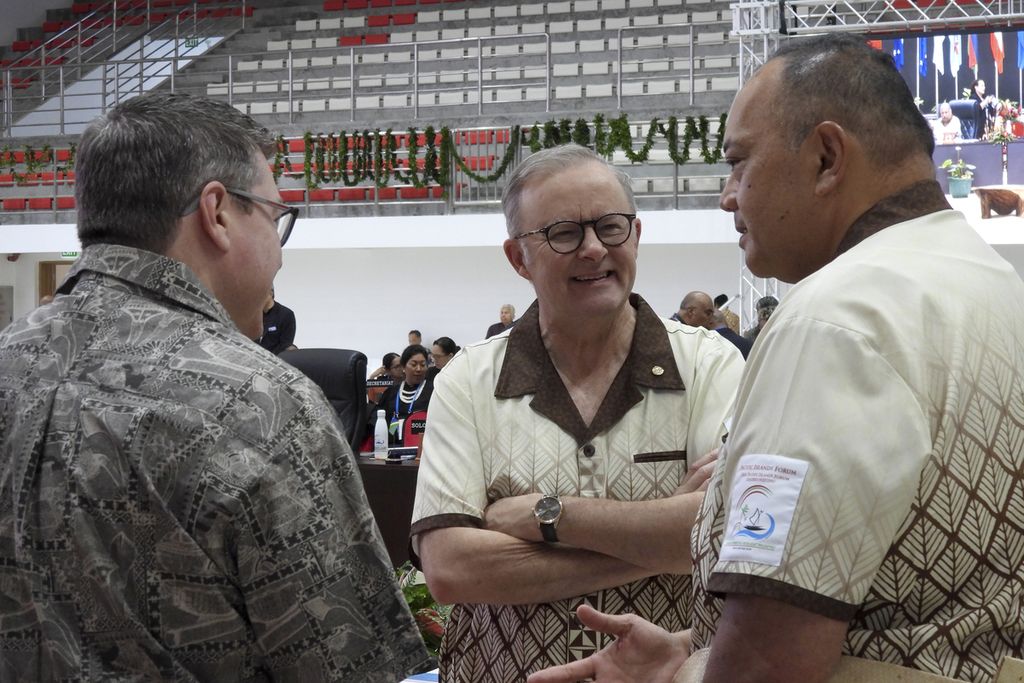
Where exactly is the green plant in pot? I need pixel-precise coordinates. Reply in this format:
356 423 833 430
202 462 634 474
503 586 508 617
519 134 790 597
940 147 975 199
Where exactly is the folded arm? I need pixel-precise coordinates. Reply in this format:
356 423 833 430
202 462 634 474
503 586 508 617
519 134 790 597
483 450 718 575
417 525 653 605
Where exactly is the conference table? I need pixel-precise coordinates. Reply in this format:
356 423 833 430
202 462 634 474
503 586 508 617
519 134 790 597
356 456 420 567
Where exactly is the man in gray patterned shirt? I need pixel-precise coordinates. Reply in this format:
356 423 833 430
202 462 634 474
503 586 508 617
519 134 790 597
0 94 427 681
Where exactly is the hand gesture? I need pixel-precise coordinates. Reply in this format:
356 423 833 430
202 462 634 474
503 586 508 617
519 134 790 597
527 605 690 683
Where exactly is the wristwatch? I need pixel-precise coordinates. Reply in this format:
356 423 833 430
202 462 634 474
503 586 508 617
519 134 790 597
534 495 563 543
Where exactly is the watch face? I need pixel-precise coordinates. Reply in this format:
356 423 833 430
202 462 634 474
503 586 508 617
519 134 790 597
535 496 561 523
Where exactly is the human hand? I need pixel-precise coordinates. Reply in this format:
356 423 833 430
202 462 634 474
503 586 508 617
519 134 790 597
483 493 544 541
674 448 719 495
527 605 690 683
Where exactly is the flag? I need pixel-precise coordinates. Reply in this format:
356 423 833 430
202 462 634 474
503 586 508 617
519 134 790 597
892 38 904 70
918 37 928 77
1019 32 1024 70
933 35 945 75
950 35 962 74
867 39 883 50
968 34 978 69
991 32 1004 74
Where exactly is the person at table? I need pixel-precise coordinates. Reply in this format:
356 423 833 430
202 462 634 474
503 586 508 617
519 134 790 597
426 336 460 381
931 102 962 144
373 344 433 444
369 351 403 382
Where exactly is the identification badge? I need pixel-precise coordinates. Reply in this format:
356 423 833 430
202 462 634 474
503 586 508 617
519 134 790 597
719 454 808 567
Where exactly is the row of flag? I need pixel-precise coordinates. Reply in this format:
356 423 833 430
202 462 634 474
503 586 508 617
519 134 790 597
870 33 1022 77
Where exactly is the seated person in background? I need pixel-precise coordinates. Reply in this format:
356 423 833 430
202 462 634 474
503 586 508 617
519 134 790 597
373 344 433 444
408 329 422 346
369 351 403 382
485 304 516 338
258 287 296 354
426 336 460 382
931 102 962 144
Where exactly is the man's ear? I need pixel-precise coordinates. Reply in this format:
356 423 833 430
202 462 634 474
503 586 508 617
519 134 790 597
196 181 232 253
633 217 642 242
810 121 847 197
503 238 532 281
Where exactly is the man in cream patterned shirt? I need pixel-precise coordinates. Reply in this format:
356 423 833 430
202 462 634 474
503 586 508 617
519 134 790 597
411 144 744 682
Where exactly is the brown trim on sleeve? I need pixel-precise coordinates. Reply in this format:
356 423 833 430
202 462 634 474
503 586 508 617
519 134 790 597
707 572 860 622
408 513 483 569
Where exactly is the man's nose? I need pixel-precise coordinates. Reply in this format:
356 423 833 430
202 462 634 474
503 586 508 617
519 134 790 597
576 225 608 259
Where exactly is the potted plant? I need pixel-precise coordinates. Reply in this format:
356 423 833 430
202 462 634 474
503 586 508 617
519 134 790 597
940 147 975 198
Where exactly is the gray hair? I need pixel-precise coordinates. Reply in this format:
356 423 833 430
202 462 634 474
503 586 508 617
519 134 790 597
76 93 276 253
500 303 515 316
768 34 934 165
501 143 636 236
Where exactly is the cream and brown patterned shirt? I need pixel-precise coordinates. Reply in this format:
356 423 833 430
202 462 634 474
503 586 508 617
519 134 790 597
692 183 1024 682
412 294 744 682
0 245 428 681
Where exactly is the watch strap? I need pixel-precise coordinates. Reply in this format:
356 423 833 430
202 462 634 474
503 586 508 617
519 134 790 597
539 521 559 543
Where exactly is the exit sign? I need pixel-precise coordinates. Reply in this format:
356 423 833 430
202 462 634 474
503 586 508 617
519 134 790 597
184 36 200 48
60 251 79 259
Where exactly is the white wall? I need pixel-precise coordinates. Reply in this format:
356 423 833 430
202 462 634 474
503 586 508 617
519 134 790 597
3 207 1024 367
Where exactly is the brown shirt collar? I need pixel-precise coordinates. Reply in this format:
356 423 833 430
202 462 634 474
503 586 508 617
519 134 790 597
835 179 951 256
495 293 685 445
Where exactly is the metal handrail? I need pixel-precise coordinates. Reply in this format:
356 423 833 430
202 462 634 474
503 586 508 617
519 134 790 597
3 18 728 138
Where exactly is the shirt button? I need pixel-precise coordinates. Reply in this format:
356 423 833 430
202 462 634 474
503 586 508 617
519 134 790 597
582 444 595 458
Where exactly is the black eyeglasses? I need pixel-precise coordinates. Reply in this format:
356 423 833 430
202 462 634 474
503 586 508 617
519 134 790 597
514 212 636 254
225 187 298 247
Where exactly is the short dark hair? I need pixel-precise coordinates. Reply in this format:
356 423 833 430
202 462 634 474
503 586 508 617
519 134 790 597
401 344 429 366
769 34 934 165
756 295 779 311
382 352 400 368
75 93 275 254
714 294 729 308
432 337 461 356
408 329 421 337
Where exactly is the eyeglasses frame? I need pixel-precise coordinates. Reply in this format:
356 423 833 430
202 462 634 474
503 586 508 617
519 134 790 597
224 187 298 247
513 212 637 254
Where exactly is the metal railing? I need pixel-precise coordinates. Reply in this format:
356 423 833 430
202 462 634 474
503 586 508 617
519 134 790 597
2 2 248 135
3 19 737 137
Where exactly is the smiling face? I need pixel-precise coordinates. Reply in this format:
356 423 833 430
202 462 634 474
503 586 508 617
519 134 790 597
719 61 840 284
503 161 640 327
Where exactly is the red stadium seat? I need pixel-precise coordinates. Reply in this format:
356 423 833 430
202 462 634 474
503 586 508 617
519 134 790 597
364 33 389 44
280 189 306 203
339 36 362 46
367 14 390 27
57 197 76 210
29 198 53 210
392 13 416 24
2 199 27 211
309 189 335 202
338 188 367 201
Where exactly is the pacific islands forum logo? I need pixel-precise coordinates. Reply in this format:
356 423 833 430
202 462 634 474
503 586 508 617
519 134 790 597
732 484 775 540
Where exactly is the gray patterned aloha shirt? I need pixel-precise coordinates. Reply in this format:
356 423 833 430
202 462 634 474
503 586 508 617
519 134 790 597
0 244 428 682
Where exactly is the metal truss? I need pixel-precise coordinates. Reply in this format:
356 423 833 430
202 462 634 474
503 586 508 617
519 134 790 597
782 0 1024 37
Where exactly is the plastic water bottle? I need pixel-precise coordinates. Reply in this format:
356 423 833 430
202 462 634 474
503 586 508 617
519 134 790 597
373 409 388 459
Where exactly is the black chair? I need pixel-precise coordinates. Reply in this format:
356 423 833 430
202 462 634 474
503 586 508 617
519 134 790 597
279 348 368 451
949 99 977 139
